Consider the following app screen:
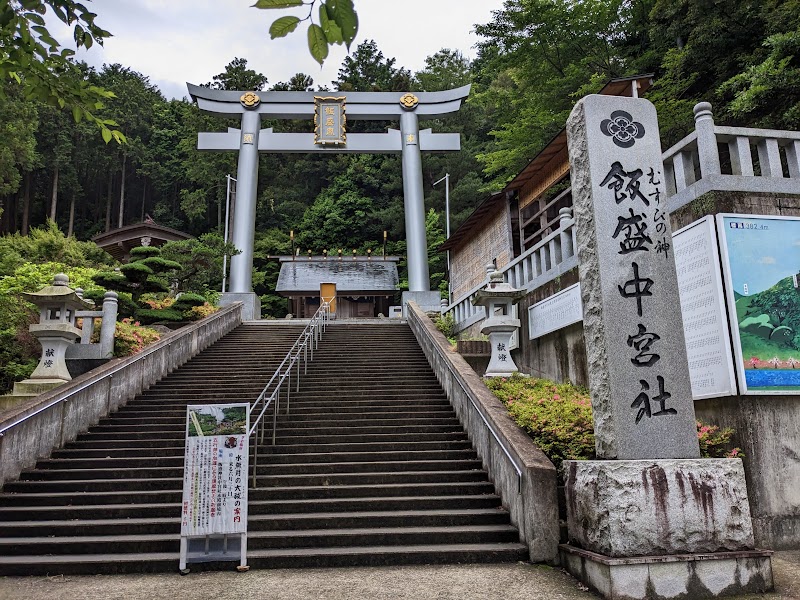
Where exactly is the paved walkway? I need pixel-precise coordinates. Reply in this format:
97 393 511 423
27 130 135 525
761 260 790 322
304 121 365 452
1 553 798 600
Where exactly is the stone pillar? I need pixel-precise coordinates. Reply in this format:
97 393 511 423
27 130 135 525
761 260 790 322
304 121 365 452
560 94 772 600
99 291 118 358
567 95 699 460
694 102 722 178
400 110 430 293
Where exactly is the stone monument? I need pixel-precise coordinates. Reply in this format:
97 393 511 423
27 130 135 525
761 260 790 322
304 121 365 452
560 94 773 599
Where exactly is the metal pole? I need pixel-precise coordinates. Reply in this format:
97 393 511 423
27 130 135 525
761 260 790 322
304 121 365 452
434 173 451 302
272 387 279 445
222 174 236 293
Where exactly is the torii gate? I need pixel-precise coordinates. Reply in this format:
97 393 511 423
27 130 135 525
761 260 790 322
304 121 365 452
188 84 470 319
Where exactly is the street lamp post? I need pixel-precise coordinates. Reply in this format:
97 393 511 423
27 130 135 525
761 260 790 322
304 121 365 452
433 173 451 303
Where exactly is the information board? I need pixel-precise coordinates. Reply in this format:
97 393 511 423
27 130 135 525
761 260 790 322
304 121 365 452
528 283 583 340
673 217 736 399
181 403 249 538
717 214 800 395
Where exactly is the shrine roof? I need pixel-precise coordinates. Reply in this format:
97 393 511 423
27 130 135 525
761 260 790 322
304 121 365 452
91 222 192 262
276 257 400 296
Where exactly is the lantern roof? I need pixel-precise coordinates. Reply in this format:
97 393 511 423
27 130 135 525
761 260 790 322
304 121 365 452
22 274 93 309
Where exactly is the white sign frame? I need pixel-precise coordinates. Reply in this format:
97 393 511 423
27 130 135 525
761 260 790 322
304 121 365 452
717 213 800 395
528 283 583 340
672 216 737 399
179 403 250 573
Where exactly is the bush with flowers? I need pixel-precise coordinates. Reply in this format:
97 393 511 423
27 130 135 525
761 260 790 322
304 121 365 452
113 318 161 357
697 421 743 459
485 373 742 478
485 374 595 472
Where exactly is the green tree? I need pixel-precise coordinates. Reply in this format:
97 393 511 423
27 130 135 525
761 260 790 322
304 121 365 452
473 0 642 186
208 57 269 91
413 49 471 92
92 245 181 320
335 40 411 92
0 1 123 142
159 233 238 296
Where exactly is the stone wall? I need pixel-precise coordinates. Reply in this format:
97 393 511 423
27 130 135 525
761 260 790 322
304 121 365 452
512 267 588 387
0 303 243 486
450 202 512 301
407 301 560 563
670 190 800 228
695 394 800 549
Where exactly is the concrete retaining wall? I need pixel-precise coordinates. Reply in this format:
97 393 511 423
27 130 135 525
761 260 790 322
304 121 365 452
407 302 560 563
695 395 800 550
0 303 243 486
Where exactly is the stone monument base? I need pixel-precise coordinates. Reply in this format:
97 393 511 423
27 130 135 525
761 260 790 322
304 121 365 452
559 544 773 600
563 459 774 598
220 292 261 321
0 378 66 412
402 291 442 316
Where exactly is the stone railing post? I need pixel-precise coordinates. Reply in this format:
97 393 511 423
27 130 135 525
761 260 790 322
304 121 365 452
694 102 722 178
558 207 574 258
99 291 118 359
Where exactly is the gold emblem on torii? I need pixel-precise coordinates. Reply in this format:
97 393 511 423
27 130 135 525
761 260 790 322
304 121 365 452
399 93 419 110
239 92 261 109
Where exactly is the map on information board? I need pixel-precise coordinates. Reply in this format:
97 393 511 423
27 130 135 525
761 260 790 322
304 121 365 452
717 214 800 394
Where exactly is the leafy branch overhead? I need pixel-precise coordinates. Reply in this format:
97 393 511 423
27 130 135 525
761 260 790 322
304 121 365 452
0 0 126 144
254 0 358 65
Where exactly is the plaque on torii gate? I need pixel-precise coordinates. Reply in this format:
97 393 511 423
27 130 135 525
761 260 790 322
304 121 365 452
188 83 470 319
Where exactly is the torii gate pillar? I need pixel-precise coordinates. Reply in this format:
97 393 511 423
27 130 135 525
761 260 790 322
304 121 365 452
230 110 261 295
189 84 470 318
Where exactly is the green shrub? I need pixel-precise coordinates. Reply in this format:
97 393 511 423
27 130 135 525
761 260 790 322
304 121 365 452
698 421 743 458
135 308 185 324
0 221 115 277
173 293 207 311
113 318 161 356
0 293 39 393
434 312 456 340
0 262 104 296
129 246 161 259
485 374 595 473
485 374 743 478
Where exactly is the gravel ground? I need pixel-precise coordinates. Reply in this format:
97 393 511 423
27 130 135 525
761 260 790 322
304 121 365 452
0 552 797 600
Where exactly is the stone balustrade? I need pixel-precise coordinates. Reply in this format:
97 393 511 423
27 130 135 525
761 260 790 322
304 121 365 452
664 102 800 211
444 207 578 334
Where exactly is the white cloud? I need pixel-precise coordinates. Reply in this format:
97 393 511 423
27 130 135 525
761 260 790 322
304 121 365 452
759 256 777 265
45 0 504 99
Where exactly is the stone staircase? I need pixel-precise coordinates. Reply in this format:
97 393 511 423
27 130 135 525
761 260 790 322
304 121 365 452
0 322 526 575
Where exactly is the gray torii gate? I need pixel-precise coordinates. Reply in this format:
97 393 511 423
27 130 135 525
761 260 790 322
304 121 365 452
188 84 470 319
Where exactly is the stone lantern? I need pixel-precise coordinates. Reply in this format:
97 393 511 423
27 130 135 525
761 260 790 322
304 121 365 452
21 273 93 385
472 265 525 377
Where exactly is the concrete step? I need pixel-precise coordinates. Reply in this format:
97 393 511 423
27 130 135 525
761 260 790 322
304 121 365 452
0 321 525 575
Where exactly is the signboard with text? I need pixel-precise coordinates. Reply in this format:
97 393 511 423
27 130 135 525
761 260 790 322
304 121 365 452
181 403 249 538
673 217 737 399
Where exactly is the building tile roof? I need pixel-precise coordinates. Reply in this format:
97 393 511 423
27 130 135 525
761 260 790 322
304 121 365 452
276 257 399 295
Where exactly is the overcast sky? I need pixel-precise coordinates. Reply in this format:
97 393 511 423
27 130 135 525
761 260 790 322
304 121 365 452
46 0 505 100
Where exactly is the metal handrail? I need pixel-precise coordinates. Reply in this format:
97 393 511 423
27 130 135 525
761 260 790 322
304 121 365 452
248 300 333 487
